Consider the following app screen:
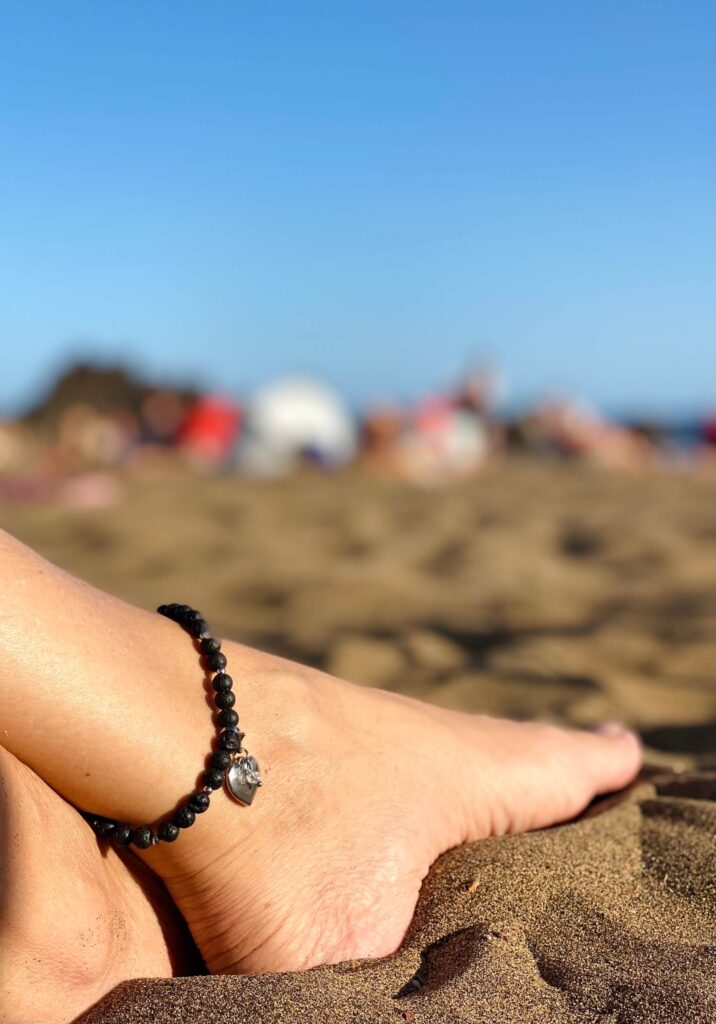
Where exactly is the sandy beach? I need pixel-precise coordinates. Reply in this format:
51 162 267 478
3 461 714 1023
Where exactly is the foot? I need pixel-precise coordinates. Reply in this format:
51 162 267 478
0 746 196 1024
140 651 641 974
0 531 641 981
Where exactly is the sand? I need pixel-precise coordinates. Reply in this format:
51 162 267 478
3 462 714 1023
77 771 716 1024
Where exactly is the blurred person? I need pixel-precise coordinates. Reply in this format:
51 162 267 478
140 388 189 446
453 364 505 418
0 419 35 475
374 368 502 483
177 393 243 468
0 420 56 503
510 396 653 471
359 401 407 475
399 392 490 482
0 529 641 1022
55 402 138 471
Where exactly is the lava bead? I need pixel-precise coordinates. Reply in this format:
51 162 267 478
162 604 190 623
211 749 233 770
217 708 239 728
204 768 225 790
219 728 241 751
189 790 211 814
207 651 227 672
174 805 196 829
158 820 180 843
201 637 221 656
212 672 233 693
93 819 117 839
214 690 236 710
112 824 133 847
132 826 154 849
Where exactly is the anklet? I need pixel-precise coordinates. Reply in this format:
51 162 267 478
89 604 262 849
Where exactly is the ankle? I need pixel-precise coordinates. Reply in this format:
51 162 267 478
137 652 311 865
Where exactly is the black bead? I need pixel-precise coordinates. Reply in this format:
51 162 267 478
204 767 225 790
163 603 187 621
112 824 133 847
174 805 196 829
93 819 117 839
189 790 211 814
214 689 236 710
217 708 239 728
219 728 241 751
207 651 227 672
201 636 221 656
132 826 154 849
189 617 209 638
212 672 233 693
211 749 233 770
157 820 180 843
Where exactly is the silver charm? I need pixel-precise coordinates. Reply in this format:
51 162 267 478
226 752 262 806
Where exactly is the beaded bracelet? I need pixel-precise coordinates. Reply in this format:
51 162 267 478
89 603 261 849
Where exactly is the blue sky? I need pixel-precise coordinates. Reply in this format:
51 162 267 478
0 1 712 415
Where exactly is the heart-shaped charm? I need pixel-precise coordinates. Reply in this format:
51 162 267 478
226 753 262 806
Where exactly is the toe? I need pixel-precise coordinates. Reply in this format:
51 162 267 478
520 722 642 829
566 723 642 797
459 718 642 840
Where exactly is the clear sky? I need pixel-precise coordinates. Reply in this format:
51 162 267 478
0 1 713 416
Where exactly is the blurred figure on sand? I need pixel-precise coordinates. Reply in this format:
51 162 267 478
360 367 500 483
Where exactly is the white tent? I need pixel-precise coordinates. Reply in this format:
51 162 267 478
238 376 358 476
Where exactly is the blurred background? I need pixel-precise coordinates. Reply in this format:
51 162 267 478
0 2 713 765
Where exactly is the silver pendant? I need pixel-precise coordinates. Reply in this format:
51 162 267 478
226 753 262 805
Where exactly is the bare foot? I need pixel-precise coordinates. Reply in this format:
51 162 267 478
0 531 641 983
139 652 641 974
0 747 196 1024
